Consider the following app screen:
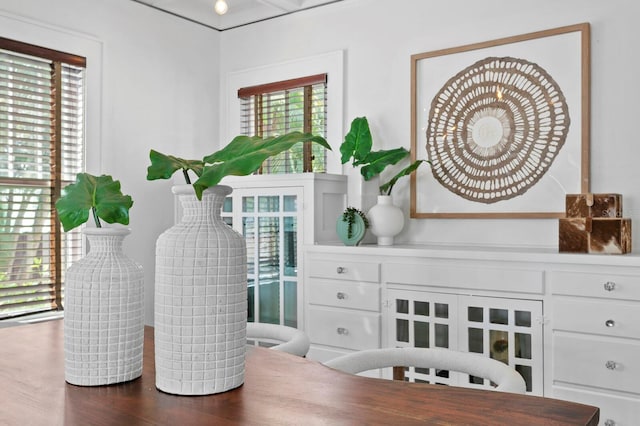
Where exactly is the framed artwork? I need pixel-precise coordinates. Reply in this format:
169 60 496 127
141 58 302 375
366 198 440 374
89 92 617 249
410 23 590 218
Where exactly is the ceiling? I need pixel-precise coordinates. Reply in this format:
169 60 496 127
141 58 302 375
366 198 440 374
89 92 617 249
132 0 345 31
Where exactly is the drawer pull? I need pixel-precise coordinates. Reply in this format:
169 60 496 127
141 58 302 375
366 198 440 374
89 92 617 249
336 266 346 274
336 292 347 300
605 360 618 370
336 327 349 336
603 281 616 291
605 319 616 327
604 420 616 426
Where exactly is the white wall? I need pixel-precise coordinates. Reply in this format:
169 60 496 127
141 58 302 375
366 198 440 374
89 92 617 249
1 0 221 324
219 0 640 250
2 0 639 324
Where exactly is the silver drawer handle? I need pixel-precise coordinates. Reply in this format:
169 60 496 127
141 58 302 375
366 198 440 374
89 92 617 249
604 281 616 291
605 319 616 327
604 420 616 426
605 360 618 370
336 292 347 300
336 327 349 336
336 266 346 274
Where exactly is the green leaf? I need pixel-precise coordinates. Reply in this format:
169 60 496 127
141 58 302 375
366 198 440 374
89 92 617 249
203 135 264 163
194 132 331 199
359 147 409 181
340 117 372 165
55 173 134 232
379 160 429 195
146 150 205 184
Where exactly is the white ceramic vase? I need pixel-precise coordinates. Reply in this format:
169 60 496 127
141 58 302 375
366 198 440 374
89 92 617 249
64 227 145 386
154 185 247 395
367 195 404 246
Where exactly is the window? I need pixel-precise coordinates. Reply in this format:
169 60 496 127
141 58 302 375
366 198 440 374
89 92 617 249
238 73 327 174
0 37 86 319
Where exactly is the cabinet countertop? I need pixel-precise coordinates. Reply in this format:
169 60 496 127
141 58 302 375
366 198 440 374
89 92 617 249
306 243 640 267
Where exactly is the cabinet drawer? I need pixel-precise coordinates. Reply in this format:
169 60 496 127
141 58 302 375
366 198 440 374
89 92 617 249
307 306 380 351
550 271 640 301
307 259 380 283
307 279 380 312
553 333 640 395
553 299 640 339
554 386 640 426
384 263 544 294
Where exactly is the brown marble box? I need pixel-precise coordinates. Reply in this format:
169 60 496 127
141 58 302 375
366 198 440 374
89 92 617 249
565 193 622 218
559 217 631 254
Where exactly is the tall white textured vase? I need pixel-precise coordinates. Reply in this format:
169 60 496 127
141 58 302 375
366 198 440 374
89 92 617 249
367 195 405 246
64 227 145 386
154 185 247 395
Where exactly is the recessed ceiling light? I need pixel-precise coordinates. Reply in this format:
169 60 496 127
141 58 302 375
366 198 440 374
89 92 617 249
214 0 228 15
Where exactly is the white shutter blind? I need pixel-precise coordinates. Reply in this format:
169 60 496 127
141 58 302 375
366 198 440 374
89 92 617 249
0 38 85 318
238 73 327 174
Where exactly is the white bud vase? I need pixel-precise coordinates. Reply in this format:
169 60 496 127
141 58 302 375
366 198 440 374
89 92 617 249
64 227 145 386
367 195 404 246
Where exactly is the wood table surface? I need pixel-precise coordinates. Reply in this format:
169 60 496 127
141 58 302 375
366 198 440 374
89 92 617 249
0 320 598 425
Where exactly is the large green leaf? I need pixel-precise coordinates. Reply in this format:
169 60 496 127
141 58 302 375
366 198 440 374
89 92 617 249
55 173 133 232
359 147 409 181
339 116 422 196
146 150 205 184
202 135 264 163
379 160 428 195
195 132 330 199
340 116 372 165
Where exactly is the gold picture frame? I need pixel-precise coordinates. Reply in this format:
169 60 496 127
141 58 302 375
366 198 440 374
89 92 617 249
410 23 590 218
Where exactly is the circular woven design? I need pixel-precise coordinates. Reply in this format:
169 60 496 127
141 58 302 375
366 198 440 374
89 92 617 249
426 56 570 203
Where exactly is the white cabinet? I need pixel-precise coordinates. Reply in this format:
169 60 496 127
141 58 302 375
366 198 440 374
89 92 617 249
550 270 640 426
304 253 381 362
216 173 347 329
386 288 543 394
304 244 640 421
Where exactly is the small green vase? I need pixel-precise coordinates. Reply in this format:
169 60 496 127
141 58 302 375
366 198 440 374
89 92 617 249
336 213 366 246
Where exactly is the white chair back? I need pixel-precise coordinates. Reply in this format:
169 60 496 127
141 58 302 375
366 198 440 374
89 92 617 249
324 347 526 394
246 322 310 357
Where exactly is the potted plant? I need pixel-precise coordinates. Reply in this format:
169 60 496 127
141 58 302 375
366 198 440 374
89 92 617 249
147 131 331 196
56 173 133 231
340 117 429 245
336 206 369 246
340 116 427 196
146 131 331 396
55 173 144 386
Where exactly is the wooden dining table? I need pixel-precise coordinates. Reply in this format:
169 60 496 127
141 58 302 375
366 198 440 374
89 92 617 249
0 320 598 425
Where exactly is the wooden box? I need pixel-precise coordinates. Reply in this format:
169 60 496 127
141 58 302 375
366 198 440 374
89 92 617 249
559 218 631 254
565 193 622 218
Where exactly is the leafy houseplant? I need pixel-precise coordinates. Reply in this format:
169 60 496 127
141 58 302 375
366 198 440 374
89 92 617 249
147 131 331 395
336 206 368 246
54 172 144 387
146 131 331 197
340 116 428 195
342 207 369 239
55 173 133 231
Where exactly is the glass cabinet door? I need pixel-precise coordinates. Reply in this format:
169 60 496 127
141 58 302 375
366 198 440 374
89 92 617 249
459 295 543 395
386 288 543 395
222 188 302 328
388 289 459 386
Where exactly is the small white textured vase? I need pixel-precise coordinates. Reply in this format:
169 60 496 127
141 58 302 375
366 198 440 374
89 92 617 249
367 195 404 246
64 227 145 386
154 185 247 395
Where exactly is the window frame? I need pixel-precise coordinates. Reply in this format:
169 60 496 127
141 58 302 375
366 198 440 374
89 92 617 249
238 73 327 174
0 36 86 318
223 50 344 175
